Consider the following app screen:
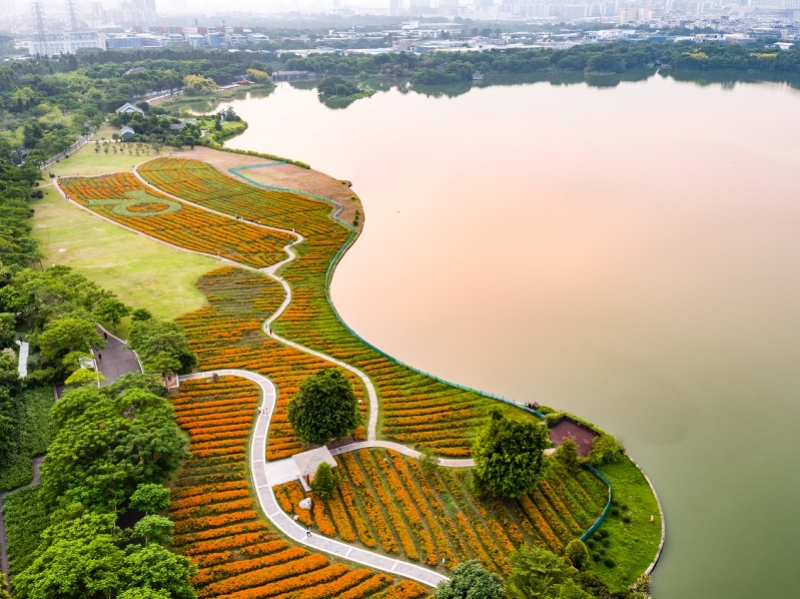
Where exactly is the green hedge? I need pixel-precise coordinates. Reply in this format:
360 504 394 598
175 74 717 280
0 387 54 492
3 485 49 579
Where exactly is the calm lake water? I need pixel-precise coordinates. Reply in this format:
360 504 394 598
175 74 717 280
224 73 800 598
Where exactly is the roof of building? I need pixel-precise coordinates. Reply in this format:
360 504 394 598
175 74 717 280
120 126 135 134
115 102 145 115
291 447 337 478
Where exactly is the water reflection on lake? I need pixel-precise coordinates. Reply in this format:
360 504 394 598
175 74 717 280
224 73 800 599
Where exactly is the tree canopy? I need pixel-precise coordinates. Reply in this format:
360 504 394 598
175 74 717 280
287 368 362 446
128 318 197 375
472 410 549 498
310 461 342 499
41 384 187 511
435 560 505 599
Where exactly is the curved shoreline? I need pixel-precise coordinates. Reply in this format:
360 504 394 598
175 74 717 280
54 156 662 588
638 463 666 576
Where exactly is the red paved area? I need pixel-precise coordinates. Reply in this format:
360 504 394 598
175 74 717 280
549 418 598 457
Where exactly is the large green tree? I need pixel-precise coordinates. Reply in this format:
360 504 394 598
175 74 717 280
434 560 505 599
41 386 187 511
13 510 125 599
507 546 594 599
128 318 196 374
472 411 549 498
122 544 196 599
37 316 105 360
288 368 362 446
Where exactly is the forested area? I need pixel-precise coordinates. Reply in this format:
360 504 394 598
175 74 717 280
0 48 264 163
279 40 800 84
4 374 193 599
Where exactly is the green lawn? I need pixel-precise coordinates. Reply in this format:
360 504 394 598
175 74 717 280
585 457 663 590
47 140 165 179
31 186 218 325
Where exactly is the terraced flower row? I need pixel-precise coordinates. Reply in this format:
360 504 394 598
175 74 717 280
274 448 608 576
59 172 294 269
176 266 367 460
139 158 504 455
169 376 425 599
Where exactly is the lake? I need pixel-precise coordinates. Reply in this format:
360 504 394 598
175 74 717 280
223 72 800 598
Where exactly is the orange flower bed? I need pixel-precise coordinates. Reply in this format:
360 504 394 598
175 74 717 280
138 158 501 455
175 266 366 460
169 377 416 598
59 172 293 269
294 447 607 577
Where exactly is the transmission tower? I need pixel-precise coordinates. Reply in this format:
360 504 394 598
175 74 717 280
33 2 47 44
67 0 80 30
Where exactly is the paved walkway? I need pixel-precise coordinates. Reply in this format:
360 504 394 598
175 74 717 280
0 456 45 585
62 168 472 585
181 370 449 588
14 341 28 378
95 325 141 386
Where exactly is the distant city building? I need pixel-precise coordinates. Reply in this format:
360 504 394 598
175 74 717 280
29 31 104 56
619 8 639 24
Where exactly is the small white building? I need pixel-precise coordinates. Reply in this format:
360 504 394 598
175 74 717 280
120 126 135 140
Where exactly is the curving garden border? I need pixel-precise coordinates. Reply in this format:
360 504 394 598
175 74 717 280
227 164 549 421
51 159 664 588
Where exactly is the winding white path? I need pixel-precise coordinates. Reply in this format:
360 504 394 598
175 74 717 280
55 170 473 586
181 369 449 588
52 157 665 588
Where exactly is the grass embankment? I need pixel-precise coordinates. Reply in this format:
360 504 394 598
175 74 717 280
31 186 217 328
0 387 53 492
587 458 662 590
3 486 49 579
274 447 607 576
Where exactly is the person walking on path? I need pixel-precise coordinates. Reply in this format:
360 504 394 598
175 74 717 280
306 525 311 538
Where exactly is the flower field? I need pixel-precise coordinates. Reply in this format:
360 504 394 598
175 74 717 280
139 158 510 456
169 376 426 599
274 448 608 576
59 172 294 269
176 266 367 460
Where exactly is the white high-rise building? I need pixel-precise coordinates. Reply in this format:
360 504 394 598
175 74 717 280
29 31 104 55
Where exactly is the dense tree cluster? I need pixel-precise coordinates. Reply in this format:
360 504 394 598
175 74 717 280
10 375 193 599
280 40 800 83
128 316 198 375
0 49 266 162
